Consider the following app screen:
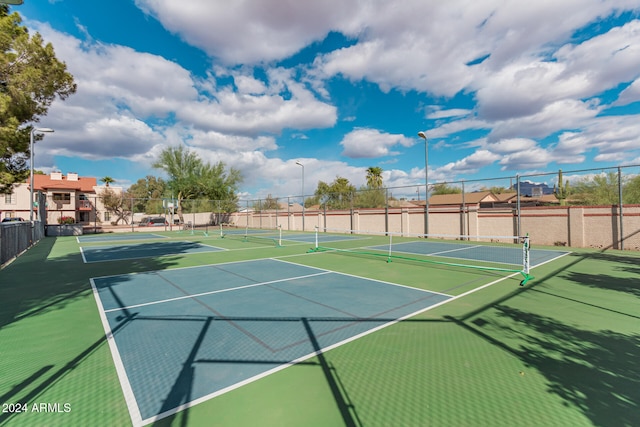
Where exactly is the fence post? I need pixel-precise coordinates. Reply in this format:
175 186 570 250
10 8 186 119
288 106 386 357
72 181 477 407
516 174 521 238
461 180 466 238
618 167 624 250
350 192 354 234
384 188 389 236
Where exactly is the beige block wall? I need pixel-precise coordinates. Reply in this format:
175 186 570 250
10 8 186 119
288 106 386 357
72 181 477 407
231 204 640 250
324 210 352 232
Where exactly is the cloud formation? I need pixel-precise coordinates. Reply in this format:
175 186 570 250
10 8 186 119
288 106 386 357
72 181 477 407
23 0 640 197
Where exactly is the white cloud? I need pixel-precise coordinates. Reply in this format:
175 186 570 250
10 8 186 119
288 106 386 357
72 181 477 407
484 138 537 154
499 146 555 171
615 78 640 106
134 0 363 64
439 149 503 176
488 99 601 141
29 21 337 167
426 108 473 120
340 128 415 158
23 1 640 199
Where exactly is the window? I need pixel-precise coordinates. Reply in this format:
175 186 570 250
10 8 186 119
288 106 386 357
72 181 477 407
4 193 15 204
104 212 111 221
52 193 71 204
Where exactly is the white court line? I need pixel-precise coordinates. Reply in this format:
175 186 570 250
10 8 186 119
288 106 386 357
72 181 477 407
90 278 143 427
92 254 536 426
272 257 453 298
103 271 332 313
79 246 88 263
139 264 520 426
424 244 483 256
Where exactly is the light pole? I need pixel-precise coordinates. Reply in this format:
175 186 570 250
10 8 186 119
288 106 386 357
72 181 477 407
295 161 305 231
418 131 429 236
30 127 54 222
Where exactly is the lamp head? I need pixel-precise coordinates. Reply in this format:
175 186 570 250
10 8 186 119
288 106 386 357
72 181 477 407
417 131 427 140
34 127 54 133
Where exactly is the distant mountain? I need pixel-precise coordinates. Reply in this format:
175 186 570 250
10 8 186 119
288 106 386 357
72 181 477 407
512 180 554 197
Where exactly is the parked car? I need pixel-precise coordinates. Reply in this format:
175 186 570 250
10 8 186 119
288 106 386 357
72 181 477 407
138 216 169 227
1 217 25 223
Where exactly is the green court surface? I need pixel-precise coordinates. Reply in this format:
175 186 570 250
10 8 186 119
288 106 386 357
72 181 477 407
0 230 638 427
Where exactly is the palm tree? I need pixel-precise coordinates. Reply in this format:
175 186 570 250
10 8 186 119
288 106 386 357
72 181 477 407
366 167 383 189
100 176 115 187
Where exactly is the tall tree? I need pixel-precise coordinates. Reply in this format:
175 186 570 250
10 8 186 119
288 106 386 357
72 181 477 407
572 172 620 205
127 175 167 213
365 166 383 189
0 6 76 192
152 145 242 222
308 176 356 210
255 194 279 211
431 183 462 195
356 167 385 208
99 187 131 225
100 176 115 187
623 174 640 204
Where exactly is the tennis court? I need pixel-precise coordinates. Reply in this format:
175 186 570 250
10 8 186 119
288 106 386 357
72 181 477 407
91 258 451 425
366 240 567 267
1 229 638 427
220 227 368 246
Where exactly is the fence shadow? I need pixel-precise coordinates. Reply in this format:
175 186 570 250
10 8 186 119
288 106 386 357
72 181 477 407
0 236 183 330
444 245 640 427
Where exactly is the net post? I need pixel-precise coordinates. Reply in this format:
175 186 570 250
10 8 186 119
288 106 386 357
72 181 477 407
519 233 534 286
278 224 282 247
387 233 393 263
314 226 319 249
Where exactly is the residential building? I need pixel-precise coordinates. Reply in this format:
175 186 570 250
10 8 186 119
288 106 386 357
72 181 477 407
0 172 123 225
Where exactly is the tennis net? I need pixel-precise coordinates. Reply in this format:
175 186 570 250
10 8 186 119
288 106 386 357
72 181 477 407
309 227 533 286
220 225 282 247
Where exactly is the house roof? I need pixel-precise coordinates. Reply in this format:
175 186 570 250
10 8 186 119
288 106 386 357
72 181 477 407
33 174 97 192
428 191 499 205
493 192 518 202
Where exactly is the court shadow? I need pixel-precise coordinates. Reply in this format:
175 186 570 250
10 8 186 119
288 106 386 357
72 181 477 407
444 247 640 427
83 241 222 263
0 236 182 330
452 307 640 427
0 315 134 425
561 271 640 298
143 314 367 427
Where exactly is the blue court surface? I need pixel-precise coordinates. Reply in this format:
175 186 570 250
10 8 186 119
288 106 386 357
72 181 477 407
81 241 224 263
77 233 167 243
90 258 451 425
367 241 568 267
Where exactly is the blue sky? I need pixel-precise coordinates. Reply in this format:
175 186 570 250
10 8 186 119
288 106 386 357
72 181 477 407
13 0 640 200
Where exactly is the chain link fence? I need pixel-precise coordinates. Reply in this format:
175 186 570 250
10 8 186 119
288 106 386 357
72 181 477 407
36 164 639 250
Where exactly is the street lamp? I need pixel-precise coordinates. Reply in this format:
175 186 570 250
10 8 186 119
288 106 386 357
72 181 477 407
30 127 54 222
418 131 429 236
295 161 305 231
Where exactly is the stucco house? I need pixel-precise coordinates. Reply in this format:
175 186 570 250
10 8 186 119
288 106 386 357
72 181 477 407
0 172 122 225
